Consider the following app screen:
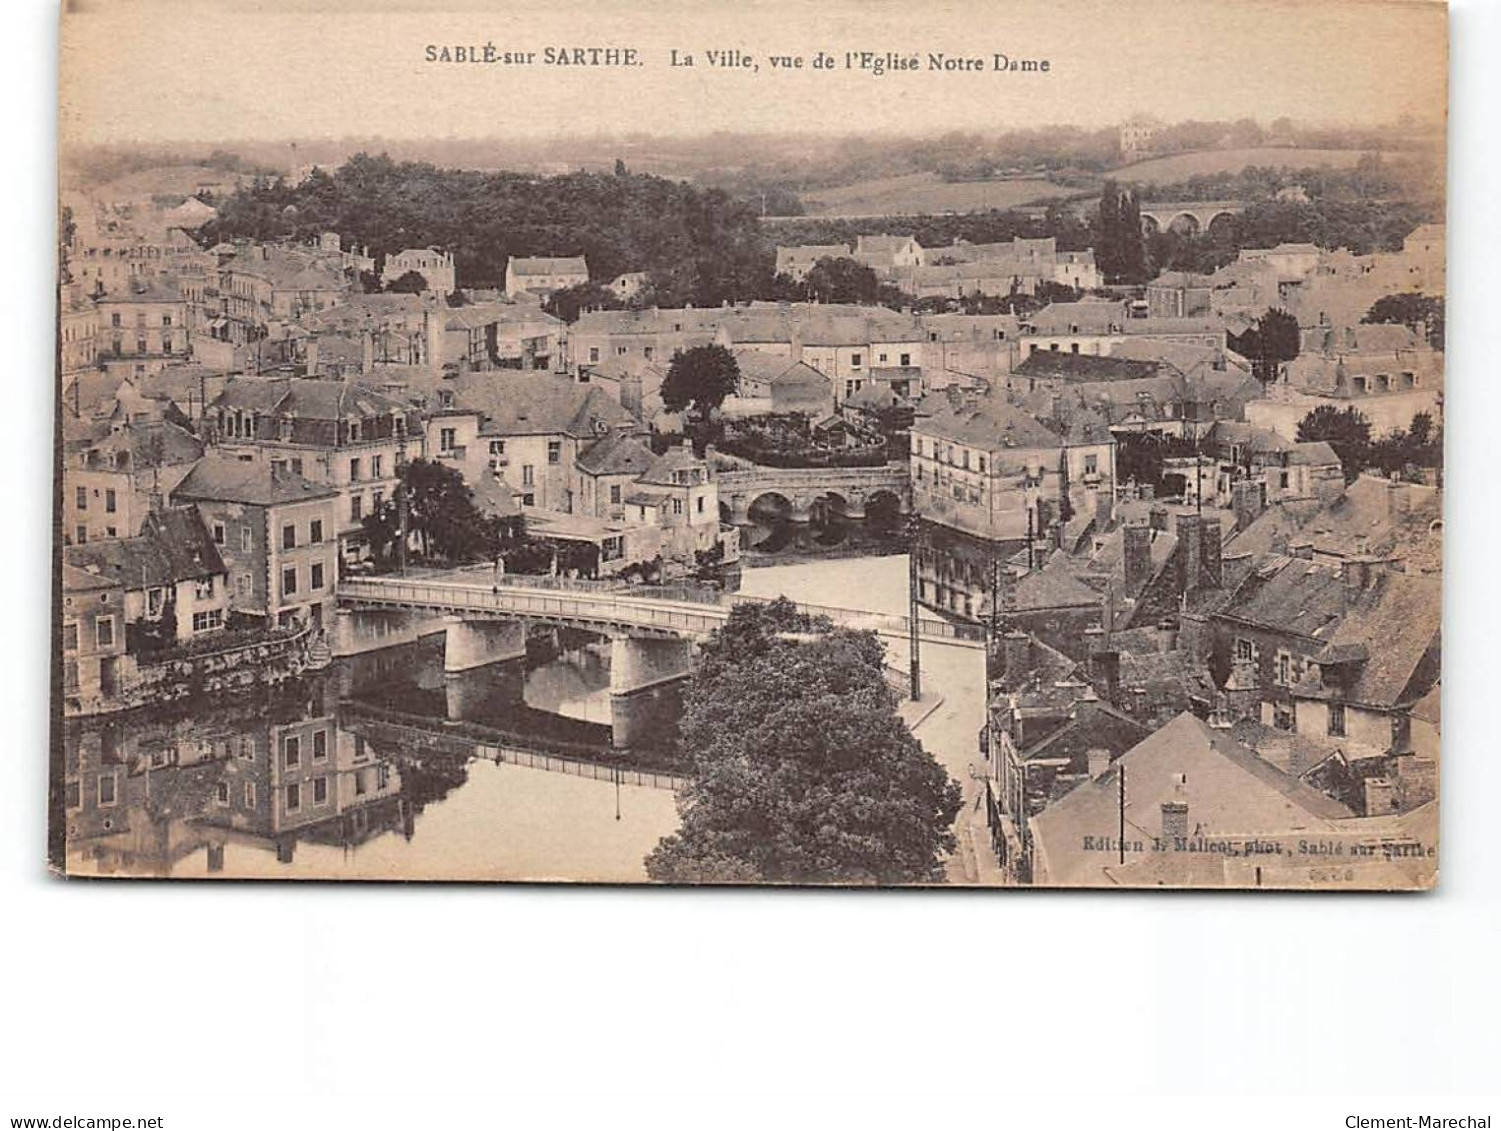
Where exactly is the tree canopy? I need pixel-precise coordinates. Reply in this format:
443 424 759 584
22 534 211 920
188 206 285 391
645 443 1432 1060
661 344 741 421
386 270 429 294
1364 293 1445 351
645 599 962 885
543 281 623 323
1297 405 1373 482
361 458 511 565
1235 307 1301 383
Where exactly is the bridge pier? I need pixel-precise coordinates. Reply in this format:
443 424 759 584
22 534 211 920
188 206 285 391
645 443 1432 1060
443 617 527 673
445 654 527 722
609 635 694 749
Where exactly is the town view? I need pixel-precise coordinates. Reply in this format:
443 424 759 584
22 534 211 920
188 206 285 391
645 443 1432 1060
56 113 1444 887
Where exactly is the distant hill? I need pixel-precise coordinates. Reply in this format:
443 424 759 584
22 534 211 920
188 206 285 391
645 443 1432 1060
799 171 1074 218
1110 148 1388 185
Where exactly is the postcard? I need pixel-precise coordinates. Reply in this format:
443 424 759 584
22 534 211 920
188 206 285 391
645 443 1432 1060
54 0 1446 887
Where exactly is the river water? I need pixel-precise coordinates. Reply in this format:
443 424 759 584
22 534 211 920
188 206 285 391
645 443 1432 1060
62 555 946 883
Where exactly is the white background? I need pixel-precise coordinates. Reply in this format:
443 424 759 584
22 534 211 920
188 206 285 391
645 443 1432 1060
3 0 1499 1125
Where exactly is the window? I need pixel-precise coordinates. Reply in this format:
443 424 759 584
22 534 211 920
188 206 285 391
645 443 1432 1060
547 441 561 465
192 609 223 633
283 734 301 769
1328 702 1347 737
609 484 621 505
104 489 117 514
372 455 383 479
489 440 506 456
285 783 301 813
350 496 363 522
291 458 304 475
216 781 230 807
350 456 363 481
147 588 164 616
310 562 324 591
977 456 986 473
97 773 117 806
195 576 215 599
312 729 327 762
62 623 78 652
1273 702 1296 731
310 519 323 544
241 527 253 551
962 450 970 470
900 352 911 366
1235 638 1254 663
282 566 297 597
75 486 87 511
313 776 328 805
589 347 600 363
696 496 704 514
212 522 225 545
96 616 114 648
237 573 250 596
244 782 256 808
522 465 535 487
1276 650 1291 687
282 524 297 550
75 525 87 545
372 490 384 511
438 429 456 454
643 346 654 360
851 353 863 368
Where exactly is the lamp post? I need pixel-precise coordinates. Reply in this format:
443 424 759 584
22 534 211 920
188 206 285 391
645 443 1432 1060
906 512 921 702
396 433 409 577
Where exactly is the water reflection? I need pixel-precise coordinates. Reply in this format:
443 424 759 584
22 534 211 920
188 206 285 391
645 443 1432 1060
63 635 680 882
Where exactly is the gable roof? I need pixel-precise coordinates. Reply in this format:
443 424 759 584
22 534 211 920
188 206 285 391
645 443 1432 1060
575 430 657 477
1015 351 1162 383
172 454 340 507
445 373 637 439
1030 712 1354 886
64 505 226 589
509 256 588 277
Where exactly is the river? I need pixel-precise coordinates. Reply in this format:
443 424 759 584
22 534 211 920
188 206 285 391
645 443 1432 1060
62 554 979 883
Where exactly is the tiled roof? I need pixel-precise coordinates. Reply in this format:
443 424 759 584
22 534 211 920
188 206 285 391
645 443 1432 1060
64 505 226 588
446 373 637 439
1015 351 1161 383
173 454 339 506
510 256 588 276
575 430 657 477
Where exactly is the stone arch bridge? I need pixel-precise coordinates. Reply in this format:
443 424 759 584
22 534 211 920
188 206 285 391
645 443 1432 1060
716 463 911 525
1138 200 1247 237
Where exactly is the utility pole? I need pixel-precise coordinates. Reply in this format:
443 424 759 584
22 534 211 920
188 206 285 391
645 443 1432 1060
907 513 921 702
1118 762 1127 865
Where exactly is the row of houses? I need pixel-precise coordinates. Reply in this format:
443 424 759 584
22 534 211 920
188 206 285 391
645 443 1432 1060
775 234 1102 296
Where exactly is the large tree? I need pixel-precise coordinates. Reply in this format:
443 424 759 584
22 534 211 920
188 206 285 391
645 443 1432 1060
1096 180 1149 284
645 600 962 885
362 458 508 564
543 281 621 323
386 270 429 294
661 344 740 422
1364 293 1444 351
1298 405 1372 482
1241 307 1301 384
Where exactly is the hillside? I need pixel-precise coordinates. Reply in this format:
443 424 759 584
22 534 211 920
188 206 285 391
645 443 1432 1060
798 171 1074 217
1110 148 1387 185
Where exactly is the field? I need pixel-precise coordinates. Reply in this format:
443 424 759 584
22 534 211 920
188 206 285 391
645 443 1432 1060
798 171 1075 217
1110 147 1386 185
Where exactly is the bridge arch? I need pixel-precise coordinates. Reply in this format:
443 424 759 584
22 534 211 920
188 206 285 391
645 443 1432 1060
1140 214 1161 236
1167 212 1202 237
746 491 794 525
864 488 904 528
1205 210 1238 237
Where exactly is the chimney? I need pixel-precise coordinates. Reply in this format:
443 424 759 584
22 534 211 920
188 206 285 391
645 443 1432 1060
1157 617 1178 653
1083 624 1106 671
789 321 803 364
1086 748 1110 780
1123 522 1152 595
360 329 374 375
1176 513 1203 593
1386 478 1410 520
1160 797 1189 840
1232 479 1265 532
304 337 319 378
1343 556 1372 596
1095 650 1121 707
1198 516 1222 589
1003 630 1030 682
1149 503 1169 532
423 307 444 376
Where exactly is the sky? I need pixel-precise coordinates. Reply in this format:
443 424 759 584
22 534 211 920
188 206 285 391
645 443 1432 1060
59 0 1448 146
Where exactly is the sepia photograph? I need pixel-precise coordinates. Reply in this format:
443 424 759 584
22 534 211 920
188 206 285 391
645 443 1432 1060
52 0 1447 889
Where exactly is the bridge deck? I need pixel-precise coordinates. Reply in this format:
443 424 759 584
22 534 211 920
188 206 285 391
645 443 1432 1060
337 576 985 649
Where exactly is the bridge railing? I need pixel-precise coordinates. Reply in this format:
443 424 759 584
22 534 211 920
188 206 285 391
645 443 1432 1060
336 576 985 647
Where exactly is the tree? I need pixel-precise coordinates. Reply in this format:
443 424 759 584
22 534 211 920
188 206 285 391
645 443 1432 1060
363 458 507 565
801 256 884 305
543 281 621 323
1241 307 1301 383
662 344 740 422
1298 405 1372 482
386 270 429 294
1364 293 1444 350
1095 181 1148 283
645 600 962 884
